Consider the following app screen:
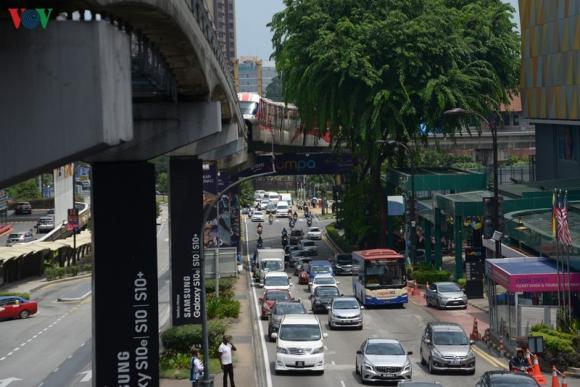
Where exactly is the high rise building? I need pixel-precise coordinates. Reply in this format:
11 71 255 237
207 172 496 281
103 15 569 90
210 0 237 64
234 57 278 96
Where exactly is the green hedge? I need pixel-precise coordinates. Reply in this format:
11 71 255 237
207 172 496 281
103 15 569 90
412 269 451 285
207 297 240 319
161 320 227 357
0 292 30 299
326 223 354 253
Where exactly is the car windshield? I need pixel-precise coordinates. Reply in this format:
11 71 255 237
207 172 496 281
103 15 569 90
265 276 288 287
365 342 405 356
336 255 352 264
279 324 321 341
254 212 263 215
314 277 335 285
365 260 406 287
263 261 283 271
275 304 305 315
490 375 539 386
438 283 461 292
309 228 320 232
333 300 359 309
303 241 315 247
266 292 290 301
312 266 331 274
316 287 339 296
7 234 21 239
433 331 469 345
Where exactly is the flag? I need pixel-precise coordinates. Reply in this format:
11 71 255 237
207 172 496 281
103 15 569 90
551 189 557 238
557 191 573 246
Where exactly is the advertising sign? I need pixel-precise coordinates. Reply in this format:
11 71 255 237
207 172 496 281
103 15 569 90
0 189 7 212
91 162 159 387
67 208 79 232
234 153 353 178
170 158 204 326
464 247 485 299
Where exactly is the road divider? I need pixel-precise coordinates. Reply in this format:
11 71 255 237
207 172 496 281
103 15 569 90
57 290 92 302
0 224 13 236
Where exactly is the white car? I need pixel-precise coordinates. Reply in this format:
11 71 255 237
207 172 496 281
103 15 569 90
273 314 327 374
264 272 292 291
310 274 339 296
252 211 265 222
307 227 322 240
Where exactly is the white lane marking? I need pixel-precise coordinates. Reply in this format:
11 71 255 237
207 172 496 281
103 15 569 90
79 370 92 382
340 380 346 387
331 360 336 366
0 378 23 387
245 217 273 387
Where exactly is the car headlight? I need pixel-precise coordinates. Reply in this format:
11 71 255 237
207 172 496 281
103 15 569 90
403 360 412 371
467 350 475 359
363 362 374 370
277 347 288 354
311 346 324 354
432 348 443 359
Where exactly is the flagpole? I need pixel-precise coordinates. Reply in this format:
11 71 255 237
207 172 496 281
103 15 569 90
553 189 562 322
564 190 572 322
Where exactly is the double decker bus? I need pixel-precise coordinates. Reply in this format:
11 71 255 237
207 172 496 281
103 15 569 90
352 249 408 306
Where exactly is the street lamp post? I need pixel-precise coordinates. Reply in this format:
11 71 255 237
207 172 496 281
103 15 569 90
443 107 501 258
376 140 416 264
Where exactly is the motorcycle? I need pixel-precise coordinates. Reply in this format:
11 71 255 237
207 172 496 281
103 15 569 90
307 218 312 227
257 236 263 249
268 214 274 225
289 220 295 229
257 223 263 235
282 235 288 248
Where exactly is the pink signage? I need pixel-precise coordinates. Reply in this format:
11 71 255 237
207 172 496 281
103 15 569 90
486 259 580 293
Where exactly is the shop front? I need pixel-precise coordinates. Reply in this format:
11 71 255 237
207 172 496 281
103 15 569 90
485 257 580 349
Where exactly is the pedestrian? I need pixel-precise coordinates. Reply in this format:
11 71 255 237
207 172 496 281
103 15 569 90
219 335 237 387
189 348 204 387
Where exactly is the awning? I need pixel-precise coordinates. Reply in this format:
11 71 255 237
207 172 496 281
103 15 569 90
486 257 580 293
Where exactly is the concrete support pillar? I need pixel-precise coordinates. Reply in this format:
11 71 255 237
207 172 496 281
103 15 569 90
92 162 159 386
454 215 464 279
434 210 442 270
424 218 432 266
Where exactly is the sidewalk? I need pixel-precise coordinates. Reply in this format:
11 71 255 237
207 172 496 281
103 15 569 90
161 270 259 387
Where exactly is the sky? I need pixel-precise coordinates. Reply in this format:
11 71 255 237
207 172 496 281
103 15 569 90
236 0 521 65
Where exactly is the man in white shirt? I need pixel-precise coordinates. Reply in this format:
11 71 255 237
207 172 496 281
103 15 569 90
218 335 237 387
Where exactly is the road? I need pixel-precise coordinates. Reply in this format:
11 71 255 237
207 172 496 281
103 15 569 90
0 207 172 387
244 210 502 387
0 209 53 246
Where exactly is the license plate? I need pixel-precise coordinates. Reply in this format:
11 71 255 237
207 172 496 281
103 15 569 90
382 373 396 378
451 360 460 365
296 361 305 367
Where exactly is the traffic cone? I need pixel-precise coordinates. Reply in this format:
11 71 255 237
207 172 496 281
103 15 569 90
531 355 547 385
561 373 568 387
470 318 480 341
551 367 560 387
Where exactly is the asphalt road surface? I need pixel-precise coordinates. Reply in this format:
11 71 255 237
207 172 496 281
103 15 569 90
0 209 53 246
243 209 502 387
0 207 172 387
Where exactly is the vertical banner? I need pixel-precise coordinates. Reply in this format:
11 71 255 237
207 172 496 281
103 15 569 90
92 162 159 387
170 157 204 326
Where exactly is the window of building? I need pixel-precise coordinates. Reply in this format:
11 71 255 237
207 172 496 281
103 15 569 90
557 126 578 161
513 114 519 126
502 113 510 126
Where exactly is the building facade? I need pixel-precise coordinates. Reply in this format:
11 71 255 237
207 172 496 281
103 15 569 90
519 0 580 180
210 0 237 64
234 57 278 96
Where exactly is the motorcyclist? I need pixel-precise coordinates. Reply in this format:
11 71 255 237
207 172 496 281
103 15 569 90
268 213 274 224
257 223 263 235
293 212 298 221
256 236 263 249
281 227 288 237
509 349 530 372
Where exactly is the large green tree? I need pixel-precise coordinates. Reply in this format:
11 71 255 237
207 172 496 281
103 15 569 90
265 76 284 101
270 0 519 246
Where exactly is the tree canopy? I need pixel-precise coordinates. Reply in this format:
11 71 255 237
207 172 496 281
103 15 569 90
265 76 284 101
269 0 520 149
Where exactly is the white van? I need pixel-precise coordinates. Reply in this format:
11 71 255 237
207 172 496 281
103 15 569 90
273 314 327 374
280 193 292 205
266 191 280 204
255 248 285 285
276 201 290 217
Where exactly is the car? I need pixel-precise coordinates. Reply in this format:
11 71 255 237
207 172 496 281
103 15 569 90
332 253 355 275
289 229 304 245
307 260 334 285
310 274 339 295
397 382 443 387
36 216 55 233
285 245 302 265
266 202 277 214
264 272 292 291
420 322 475 374
272 314 328 374
328 296 363 329
307 227 322 240
476 370 540 387
47 208 54 215
241 207 250 214
259 289 293 320
14 202 32 215
268 301 307 341
425 282 468 309
294 257 312 276
299 239 318 255
251 211 265 222
260 199 270 209
5 231 34 246
0 296 38 319
310 285 341 313
289 249 310 267
355 338 413 383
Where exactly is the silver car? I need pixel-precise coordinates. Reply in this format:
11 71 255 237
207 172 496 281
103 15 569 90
328 296 363 330
355 338 412 383
420 322 476 374
5 231 34 246
268 301 306 342
425 282 468 309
